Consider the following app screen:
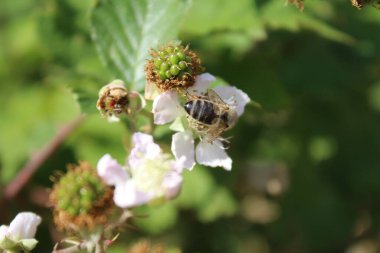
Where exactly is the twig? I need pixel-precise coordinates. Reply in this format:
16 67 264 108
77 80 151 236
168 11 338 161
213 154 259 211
4 114 86 199
52 241 88 253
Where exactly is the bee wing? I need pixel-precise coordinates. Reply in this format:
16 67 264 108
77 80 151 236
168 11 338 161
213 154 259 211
206 89 226 105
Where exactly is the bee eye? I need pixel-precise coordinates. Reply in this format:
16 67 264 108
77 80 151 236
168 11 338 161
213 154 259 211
221 112 228 123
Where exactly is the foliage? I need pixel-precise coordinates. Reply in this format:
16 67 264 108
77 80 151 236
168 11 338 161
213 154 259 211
1 0 380 252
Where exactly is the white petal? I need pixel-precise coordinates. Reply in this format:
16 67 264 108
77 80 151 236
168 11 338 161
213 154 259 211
171 131 195 170
8 212 41 240
162 170 183 199
187 73 216 95
213 86 250 116
113 181 153 208
97 154 129 186
152 91 182 125
0 225 9 241
195 140 232 171
129 132 161 168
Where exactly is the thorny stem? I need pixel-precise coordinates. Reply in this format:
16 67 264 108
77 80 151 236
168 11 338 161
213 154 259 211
105 210 132 232
52 241 87 253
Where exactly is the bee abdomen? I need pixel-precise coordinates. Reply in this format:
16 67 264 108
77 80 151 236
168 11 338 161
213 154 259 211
184 100 216 125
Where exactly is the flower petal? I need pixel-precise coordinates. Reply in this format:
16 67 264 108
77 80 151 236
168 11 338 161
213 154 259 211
187 73 216 95
113 181 153 208
195 140 232 170
171 131 195 170
0 225 8 241
213 86 250 116
152 91 183 125
129 132 161 169
162 170 183 199
8 212 41 240
97 154 129 186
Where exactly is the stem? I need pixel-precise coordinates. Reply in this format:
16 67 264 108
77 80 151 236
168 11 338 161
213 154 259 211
52 242 87 253
4 114 86 199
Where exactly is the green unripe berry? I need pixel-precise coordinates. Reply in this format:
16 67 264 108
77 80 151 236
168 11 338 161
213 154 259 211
174 46 180 52
160 62 169 71
185 56 191 62
166 47 173 53
154 58 163 69
165 70 172 78
179 61 187 70
159 70 166 80
177 52 185 61
170 54 179 65
158 51 165 58
170 65 180 75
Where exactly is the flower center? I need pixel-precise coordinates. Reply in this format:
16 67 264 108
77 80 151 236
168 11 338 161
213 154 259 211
132 155 172 195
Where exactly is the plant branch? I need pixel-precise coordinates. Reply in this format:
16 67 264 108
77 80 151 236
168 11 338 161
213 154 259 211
4 114 86 199
52 241 87 253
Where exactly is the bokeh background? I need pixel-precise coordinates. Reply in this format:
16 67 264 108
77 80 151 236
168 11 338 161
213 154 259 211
1 0 380 252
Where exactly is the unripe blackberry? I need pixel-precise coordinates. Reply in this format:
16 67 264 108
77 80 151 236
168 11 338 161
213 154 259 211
49 161 114 231
145 43 203 92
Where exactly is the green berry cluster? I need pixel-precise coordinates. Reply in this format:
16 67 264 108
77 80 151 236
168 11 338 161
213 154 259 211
55 168 105 216
153 45 192 80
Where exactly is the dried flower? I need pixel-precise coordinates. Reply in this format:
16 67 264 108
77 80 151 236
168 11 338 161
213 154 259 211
49 162 114 231
145 44 203 93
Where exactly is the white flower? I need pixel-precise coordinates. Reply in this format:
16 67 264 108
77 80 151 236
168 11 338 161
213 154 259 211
97 132 184 209
0 212 41 251
152 73 250 171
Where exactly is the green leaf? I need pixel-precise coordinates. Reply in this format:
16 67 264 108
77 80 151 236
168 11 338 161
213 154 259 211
133 202 178 234
197 187 237 222
260 0 354 44
91 0 191 91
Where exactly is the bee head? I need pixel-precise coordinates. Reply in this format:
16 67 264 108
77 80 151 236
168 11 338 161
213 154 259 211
223 109 238 130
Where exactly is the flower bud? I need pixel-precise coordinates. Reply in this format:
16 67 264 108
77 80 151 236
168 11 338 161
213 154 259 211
97 80 146 122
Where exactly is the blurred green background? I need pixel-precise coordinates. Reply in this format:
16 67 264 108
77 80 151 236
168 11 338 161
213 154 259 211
1 0 380 252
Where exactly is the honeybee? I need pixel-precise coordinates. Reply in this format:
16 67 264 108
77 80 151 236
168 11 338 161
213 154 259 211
184 89 238 143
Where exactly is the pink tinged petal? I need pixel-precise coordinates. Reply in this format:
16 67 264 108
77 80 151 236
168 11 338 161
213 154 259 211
129 132 161 168
213 86 250 116
162 171 183 199
152 91 182 125
187 73 216 95
97 154 129 186
113 181 153 208
0 225 9 241
8 212 41 240
195 140 232 171
171 131 195 170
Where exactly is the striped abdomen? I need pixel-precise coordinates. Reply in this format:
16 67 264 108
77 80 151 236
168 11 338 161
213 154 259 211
184 100 217 125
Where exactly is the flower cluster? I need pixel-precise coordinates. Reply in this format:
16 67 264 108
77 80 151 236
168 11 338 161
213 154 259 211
94 43 251 208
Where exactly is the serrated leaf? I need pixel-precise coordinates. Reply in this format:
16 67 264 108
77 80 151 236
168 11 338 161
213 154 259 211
91 0 191 92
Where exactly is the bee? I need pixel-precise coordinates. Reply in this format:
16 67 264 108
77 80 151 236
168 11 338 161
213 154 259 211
184 89 238 143
96 81 130 118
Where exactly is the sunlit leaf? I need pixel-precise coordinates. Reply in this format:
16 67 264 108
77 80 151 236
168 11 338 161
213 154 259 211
91 0 191 91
